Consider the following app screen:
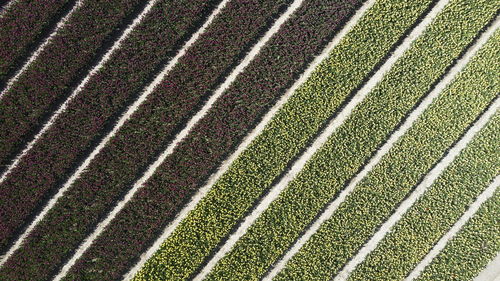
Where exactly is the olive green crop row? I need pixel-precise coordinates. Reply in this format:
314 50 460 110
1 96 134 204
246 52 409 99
349 111 500 280
275 25 500 281
416 190 500 281
207 1 499 280
133 0 437 279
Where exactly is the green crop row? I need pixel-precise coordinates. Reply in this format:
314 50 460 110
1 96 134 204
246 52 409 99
349 111 500 280
275 25 500 280
133 0 437 279
416 190 500 281
206 1 500 280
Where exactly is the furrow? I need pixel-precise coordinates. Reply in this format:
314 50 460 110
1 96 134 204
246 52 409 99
51 1 305 279
0 0 232 278
0 0 223 272
65 0 369 279
34 1 298 278
267 10 500 281
0 0 150 168
414 185 500 281
0 0 156 251
124 0 374 279
132 0 440 279
343 102 499 280
0 0 75 88
201 0 452 278
473 251 500 281
274 14 500 280
0 0 303 280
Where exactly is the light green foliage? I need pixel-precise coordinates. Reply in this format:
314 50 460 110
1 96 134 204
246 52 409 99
207 1 500 280
417 190 500 281
349 111 500 280
275 23 500 281
133 0 437 279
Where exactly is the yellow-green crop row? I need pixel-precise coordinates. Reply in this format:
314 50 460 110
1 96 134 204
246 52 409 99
349 111 500 280
417 189 500 281
206 1 500 280
274 26 500 280
133 0 438 279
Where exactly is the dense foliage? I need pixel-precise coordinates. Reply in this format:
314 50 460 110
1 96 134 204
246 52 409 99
0 0 71 83
350 110 500 280
0 0 146 167
207 1 499 279
0 0 497 280
63 0 366 279
0 0 221 279
276 25 499 281
133 0 439 279
417 190 500 281
1 0 295 279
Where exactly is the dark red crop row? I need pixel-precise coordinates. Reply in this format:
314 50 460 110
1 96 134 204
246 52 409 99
0 0 220 256
0 0 292 280
0 0 147 168
0 0 72 85
67 0 362 280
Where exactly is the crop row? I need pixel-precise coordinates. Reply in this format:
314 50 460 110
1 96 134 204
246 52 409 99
0 0 147 168
132 0 438 279
274 19 500 280
0 0 295 280
349 104 500 278
417 190 500 281
62 0 365 280
0 0 220 258
0 0 72 85
205 1 498 280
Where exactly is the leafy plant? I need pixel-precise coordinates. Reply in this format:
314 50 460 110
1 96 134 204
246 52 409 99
133 0 440 279
276 23 499 281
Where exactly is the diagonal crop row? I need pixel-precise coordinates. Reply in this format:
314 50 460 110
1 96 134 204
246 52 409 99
0 0 221 256
407 175 499 281
0 0 148 168
0 0 73 85
59 0 366 280
204 1 498 280
416 190 500 281
274 24 500 281
0 0 296 280
132 0 440 279
348 112 500 280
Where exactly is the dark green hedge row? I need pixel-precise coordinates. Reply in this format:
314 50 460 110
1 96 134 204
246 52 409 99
275 16 500 280
64 0 364 280
0 0 146 168
133 0 438 279
350 111 500 279
206 1 499 280
0 0 72 85
0 0 293 280
417 190 500 281
0 0 221 273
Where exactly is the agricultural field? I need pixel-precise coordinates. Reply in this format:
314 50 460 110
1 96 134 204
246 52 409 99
0 0 498 280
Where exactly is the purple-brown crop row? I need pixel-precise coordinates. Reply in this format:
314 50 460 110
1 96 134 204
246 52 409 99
0 0 72 85
66 0 362 279
0 0 221 257
0 0 292 280
0 0 147 168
